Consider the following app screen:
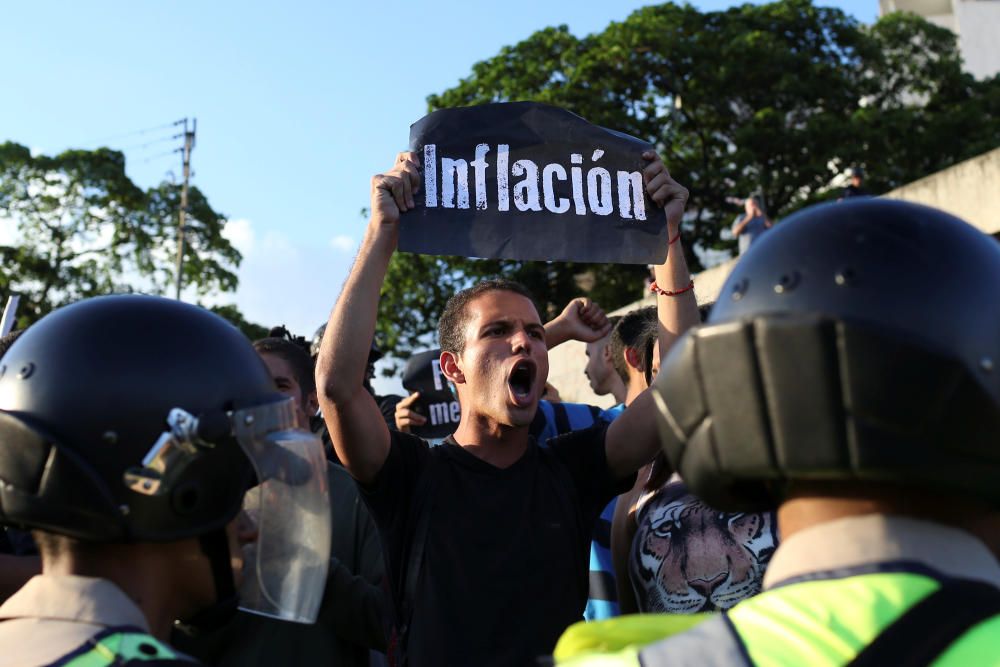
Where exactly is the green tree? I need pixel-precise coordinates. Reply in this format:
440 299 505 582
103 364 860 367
855 12 1000 192
209 303 270 341
375 0 1000 362
0 142 243 326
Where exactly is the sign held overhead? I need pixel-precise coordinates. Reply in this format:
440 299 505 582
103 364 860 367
401 102 667 264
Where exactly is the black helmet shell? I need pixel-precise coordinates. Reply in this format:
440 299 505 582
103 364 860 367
0 295 278 542
654 199 1000 511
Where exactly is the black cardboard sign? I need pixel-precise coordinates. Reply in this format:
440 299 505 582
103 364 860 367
401 349 461 439
401 102 666 264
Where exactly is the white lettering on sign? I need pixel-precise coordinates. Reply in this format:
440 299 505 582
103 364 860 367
570 153 586 215
587 150 613 216
512 159 542 212
424 144 438 208
429 400 461 426
472 144 490 211
497 144 510 212
423 144 646 221
542 164 569 214
617 170 646 220
431 359 445 391
441 157 469 209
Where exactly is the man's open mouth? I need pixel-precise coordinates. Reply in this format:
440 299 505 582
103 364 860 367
507 359 537 403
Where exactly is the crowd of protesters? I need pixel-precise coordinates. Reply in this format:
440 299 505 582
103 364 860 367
1 146 999 667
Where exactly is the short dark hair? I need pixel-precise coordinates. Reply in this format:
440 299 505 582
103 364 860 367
253 337 316 397
438 279 537 354
610 306 657 385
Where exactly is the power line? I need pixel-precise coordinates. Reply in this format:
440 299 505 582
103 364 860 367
78 119 185 147
118 132 185 153
141 147 182 164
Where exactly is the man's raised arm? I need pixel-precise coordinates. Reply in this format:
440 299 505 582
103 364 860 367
316 152 421 483
605 151 698 479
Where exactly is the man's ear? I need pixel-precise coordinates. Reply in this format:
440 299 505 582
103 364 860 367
440 350 466 385
624 346 642 372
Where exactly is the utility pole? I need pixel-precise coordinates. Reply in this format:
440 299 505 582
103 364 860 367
174 118 196 300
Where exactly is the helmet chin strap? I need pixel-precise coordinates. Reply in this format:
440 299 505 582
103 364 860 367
174 528 238 636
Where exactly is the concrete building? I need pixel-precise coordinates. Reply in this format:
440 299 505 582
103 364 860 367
879 0 1000 79
883 145 1000 234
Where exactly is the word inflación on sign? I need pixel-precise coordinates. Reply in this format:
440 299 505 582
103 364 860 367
401 349 461 440
400 102 668 265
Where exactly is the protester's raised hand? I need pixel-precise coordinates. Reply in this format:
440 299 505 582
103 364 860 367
394 391 427 433
371 151 421 228
550 297 612 345
642 151 689 234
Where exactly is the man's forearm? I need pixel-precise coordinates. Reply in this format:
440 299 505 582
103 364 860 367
604 237 698 477
544 318 571 350
318 155 419 481
654 238 700 357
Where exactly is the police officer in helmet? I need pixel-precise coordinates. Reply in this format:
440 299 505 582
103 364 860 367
0 296 331 665
556 199 1000 665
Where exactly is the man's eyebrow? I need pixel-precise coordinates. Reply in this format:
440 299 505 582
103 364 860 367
477 318 544 335
478 318 512 332
525 322 546 336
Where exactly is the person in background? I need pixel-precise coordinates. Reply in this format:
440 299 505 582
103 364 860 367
841 165 869 199
584 315 625 407
731 195 771 255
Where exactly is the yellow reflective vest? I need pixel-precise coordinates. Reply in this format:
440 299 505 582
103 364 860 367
51 628 197 666
556 571 1000 666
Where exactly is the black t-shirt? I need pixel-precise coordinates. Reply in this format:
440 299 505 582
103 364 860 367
360 424 632 667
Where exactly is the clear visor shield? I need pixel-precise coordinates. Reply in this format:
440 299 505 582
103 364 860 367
233 399 331 624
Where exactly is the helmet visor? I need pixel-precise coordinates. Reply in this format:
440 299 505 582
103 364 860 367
233 399 331 623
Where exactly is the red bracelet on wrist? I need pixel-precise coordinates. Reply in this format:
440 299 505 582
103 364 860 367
650 279 695 297
668 231 682 245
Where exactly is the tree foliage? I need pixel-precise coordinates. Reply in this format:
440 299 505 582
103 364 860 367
375 0 1000 362
0 142 248 327
209 303 271 341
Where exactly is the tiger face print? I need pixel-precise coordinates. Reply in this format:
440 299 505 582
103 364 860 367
630 481 777 613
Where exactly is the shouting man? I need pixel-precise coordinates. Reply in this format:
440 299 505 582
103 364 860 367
316 150 697 666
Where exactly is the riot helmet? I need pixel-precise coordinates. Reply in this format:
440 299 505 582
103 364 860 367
0 295 330 623
653 199 1000 512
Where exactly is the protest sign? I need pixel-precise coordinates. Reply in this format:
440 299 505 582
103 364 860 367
401 348 461 439
401 102 666 264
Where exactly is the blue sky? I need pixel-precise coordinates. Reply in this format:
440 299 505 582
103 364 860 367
1 0 876 389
